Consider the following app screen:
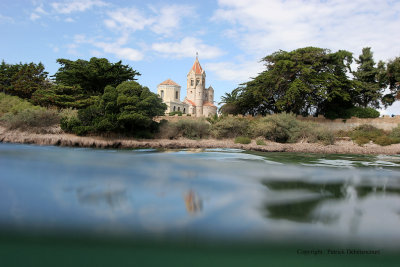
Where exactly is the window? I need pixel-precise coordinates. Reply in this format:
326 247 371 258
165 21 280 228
160 90 164 99
178 107 180 111
191 79 194 86
196 79 199 86
175 91 178 99
183 108 186 114
173 106 176 112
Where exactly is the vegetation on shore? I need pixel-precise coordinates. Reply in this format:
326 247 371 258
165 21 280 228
220 47 400 119
1 46 400 148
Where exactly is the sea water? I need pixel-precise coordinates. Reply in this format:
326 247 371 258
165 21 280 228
1 143 400 265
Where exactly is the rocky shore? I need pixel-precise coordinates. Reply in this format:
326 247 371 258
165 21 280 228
1 126 400 155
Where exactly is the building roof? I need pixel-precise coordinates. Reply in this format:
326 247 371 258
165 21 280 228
185 99 196 107
190 56 204 75
159 79 180 86
203 101 216 107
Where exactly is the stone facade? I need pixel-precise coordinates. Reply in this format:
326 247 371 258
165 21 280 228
157 56 217 117
157 79 189 114
183 56 217 117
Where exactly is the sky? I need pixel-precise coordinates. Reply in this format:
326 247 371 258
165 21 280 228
1 0 400 114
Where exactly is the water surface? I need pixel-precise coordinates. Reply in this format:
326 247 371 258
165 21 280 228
1 143 400 250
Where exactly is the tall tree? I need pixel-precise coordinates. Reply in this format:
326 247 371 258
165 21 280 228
231 47 355 117
53 57 140 95
0 61 49 99
352 47 385 108
385 57 400 102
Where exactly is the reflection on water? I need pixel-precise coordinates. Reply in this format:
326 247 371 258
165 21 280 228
1 144 400 248
184 190 202 214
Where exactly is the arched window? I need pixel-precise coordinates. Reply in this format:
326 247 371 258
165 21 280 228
183 108 186 114
178 107 180 111
191 79 194 86
175 91 178 99
173 106 176 112
196 79 199 86
160 90 164 99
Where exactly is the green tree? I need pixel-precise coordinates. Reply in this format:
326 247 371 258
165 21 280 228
385 57 400 102
0 61 48 99
31 84 96 109
219 88 241 115
232 47 356 117
65 81 167 136
352 47 385 108
53 57 140 95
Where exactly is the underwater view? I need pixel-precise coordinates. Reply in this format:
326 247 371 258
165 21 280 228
1 143 400 266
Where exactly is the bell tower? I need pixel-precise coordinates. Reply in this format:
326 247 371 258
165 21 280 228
187 53 206 116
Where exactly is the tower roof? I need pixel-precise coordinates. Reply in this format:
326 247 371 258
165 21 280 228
190 56 204 75
159 79 180 86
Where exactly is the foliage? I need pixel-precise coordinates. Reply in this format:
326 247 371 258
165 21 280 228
0 93 59 130
0 61 49 99
352 47 386 108
158 119 210 139
169 111 183 116
210 117 250 138
250 113 334 144
32 84 96 109
325 106 380 119
350 124 400 146
222 47 399 118
389 124 400 139
385 57 400 102
234 136 251 144
66 81 167 136
256 138 266 145
0 92 37 116
53 57 140 95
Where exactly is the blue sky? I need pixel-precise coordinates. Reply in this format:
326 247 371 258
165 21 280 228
1 0 400 114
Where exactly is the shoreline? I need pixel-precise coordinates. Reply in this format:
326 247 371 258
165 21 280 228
1 126 400 155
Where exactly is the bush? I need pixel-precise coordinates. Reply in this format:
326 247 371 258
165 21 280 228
250 113 300 143
211 117 250 138
234 136 251 144
349 124 400 146
256 138 266 145
250 113 334 144
389 124 400 139
158 119 210 139
169 111 183 116
1 108 60 130
347 107 380 118
325 106 380 119
0 92 37 116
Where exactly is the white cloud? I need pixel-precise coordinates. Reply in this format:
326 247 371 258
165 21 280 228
104 5 194 37
149 5 194 36
104 7 154 32
51 0 108 14
65 17 75 22
205 60 263 82
30 4 48 21
213 0 400 61
68 34 144 61
152 37 224 59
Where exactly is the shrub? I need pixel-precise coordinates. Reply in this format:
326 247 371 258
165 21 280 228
349 124 400 146
169 111 183 116
256 138 266 145
347 107 380 118
389 124 400 139
234 136 251 144
0 92 37 116
1 108 60 130
250 113 300 143
211 117 250 138
158 119 210 139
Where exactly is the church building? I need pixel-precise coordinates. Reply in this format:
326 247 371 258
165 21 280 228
157 55 217 117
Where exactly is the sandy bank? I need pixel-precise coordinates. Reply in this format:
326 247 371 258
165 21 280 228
1 126 400 155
